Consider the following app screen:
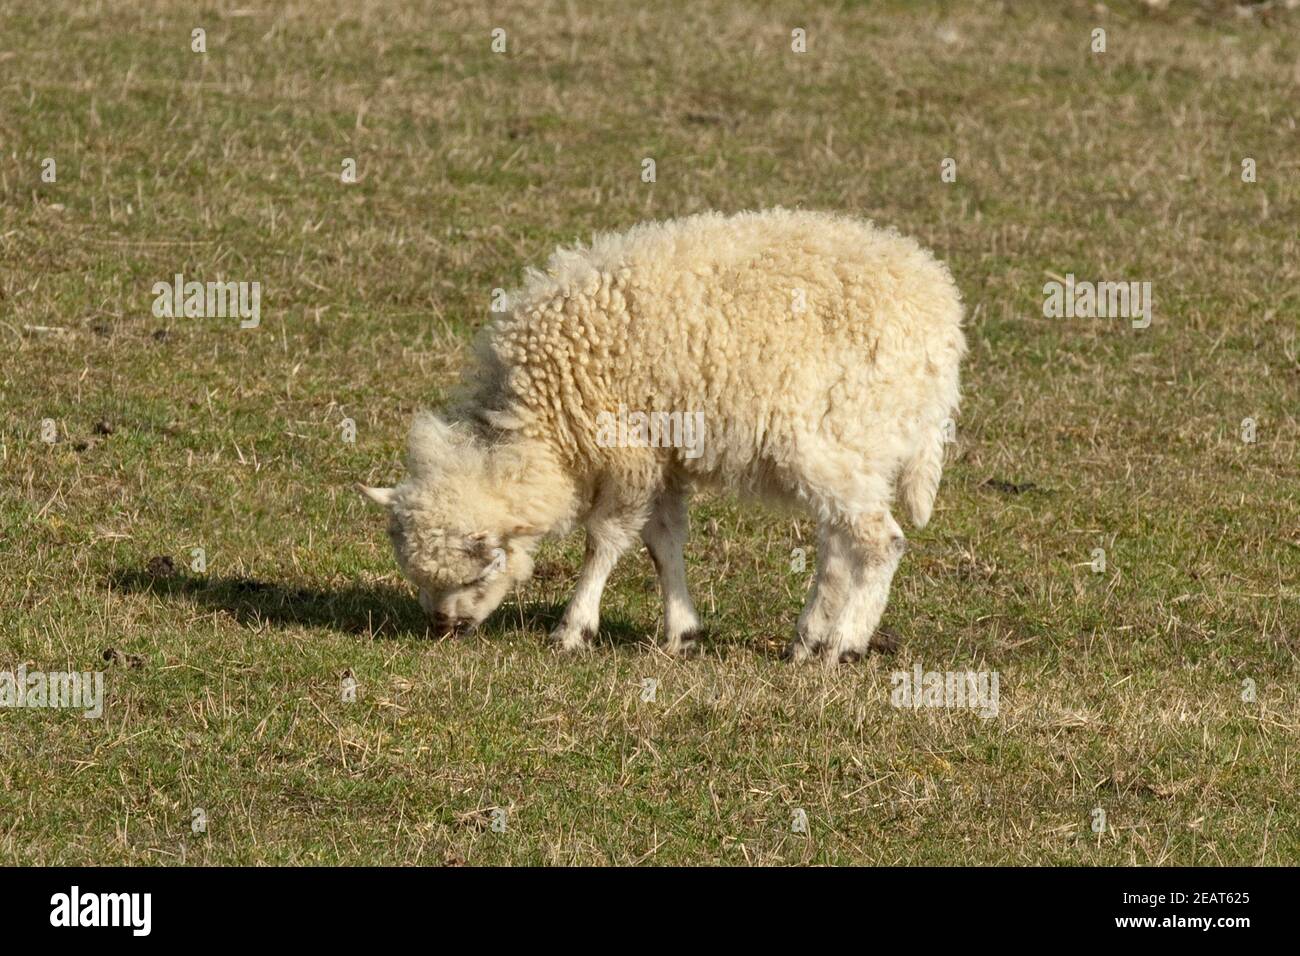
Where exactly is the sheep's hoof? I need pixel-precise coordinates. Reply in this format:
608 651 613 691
663 628 703 658
782 636 820 664
785 636 868 665
551 625 594 653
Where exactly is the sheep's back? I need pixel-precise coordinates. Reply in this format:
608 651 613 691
483 210 964 480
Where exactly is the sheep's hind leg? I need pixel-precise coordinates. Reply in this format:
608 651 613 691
822 511 906 665
641 486 702 655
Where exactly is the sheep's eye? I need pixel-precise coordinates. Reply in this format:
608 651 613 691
458 567 489 588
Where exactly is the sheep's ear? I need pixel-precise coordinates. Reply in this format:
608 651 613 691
408 412 457 475
507 524 541 539
356 483 396 507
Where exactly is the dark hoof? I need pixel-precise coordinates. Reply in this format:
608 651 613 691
782 636 822 662
671 628 704 656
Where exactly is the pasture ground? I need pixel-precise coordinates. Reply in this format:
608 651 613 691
1 0 1297 864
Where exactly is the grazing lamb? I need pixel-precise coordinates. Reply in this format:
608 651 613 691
360 208 965 663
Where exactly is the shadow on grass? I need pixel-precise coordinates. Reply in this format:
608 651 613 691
106 569 646 646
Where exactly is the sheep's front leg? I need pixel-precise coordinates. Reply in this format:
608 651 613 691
552 516 639 652
641 487 702 655
786 520 854 662
822 512 906 665
788 511 904 665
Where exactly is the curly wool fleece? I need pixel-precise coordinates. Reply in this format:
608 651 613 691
361 208 965 663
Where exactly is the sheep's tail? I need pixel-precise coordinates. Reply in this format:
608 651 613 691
897 421 948 529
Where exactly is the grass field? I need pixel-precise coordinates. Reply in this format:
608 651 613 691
2 0 1297 865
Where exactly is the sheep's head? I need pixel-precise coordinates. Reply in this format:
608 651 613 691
358 413 551 636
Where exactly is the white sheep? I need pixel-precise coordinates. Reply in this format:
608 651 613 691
360 208 965 663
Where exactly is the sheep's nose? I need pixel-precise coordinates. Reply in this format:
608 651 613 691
432 613 474 636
